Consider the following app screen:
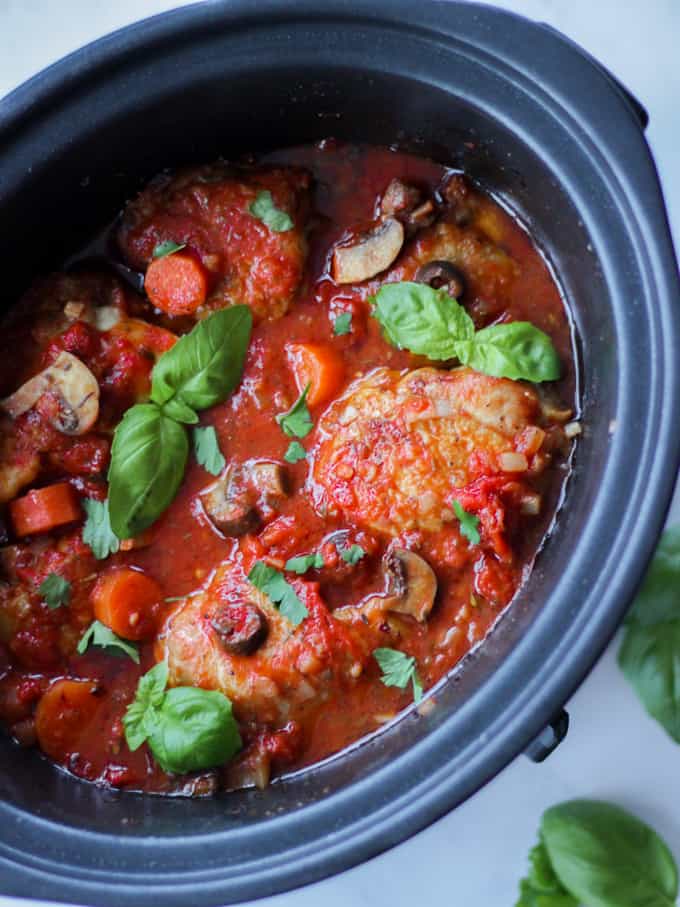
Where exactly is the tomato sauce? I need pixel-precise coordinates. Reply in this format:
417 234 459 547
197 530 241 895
0 143 576 794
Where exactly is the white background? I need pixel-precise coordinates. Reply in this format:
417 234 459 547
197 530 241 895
1 2 679 905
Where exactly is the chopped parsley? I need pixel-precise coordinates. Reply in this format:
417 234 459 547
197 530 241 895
276 385 313 438
333 312 352 336
82 498 120 560
248 562 308 626
77 620 140 663
373 647 423 703
193 425 226 476
452 499 480 546
284 440 307 464
39 573 71 610
285 553 324 574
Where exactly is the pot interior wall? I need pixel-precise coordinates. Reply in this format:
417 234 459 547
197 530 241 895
0 60 608 836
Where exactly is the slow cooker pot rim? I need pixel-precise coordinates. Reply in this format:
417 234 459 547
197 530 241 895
0 2 679 904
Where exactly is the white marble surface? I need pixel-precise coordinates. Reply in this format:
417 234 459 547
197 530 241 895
0 2 679 905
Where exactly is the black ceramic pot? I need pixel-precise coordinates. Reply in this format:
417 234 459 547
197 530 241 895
0 2 678 904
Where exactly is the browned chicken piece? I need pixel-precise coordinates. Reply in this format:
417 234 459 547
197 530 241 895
117 164 311 321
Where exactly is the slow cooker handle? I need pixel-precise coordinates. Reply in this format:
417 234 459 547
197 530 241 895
524 708 570 762
538 23 648 130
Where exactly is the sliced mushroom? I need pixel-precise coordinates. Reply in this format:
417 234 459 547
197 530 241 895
382 549 437 621
210 601 269 655
199 464 260 537
248 461 288 516
332 217 404 284
380 179 422 218
335 548 437 625
1 352 99 436
415 260 465 299
199 460 288 537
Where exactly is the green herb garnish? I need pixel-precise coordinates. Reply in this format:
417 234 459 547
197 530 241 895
618 526 680 741
107 307 252 539
371 281 560 383
452 500 480 546
333 312 352 336
517 799 678 907
152 240 186 259
193 425 225 476
284 440 307 463
123 660 241 773
248 561 308 626
77 620 140 663
340 544 366 565
82 498 120 559
285 553 324 574
276 385 313 439
39 573 71 610
373 647 423 702
249 190 294 232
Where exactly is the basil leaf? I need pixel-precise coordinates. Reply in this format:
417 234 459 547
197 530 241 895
452 500 480 546
373 647 423 703
333 312 352 336
39 573 71 610
370 281 561 383
285 553 324 574
340 544 365 565
455 321 561 383
284 440 307 464
371 282 474 359
148 686 241 774
124 661 169 751
276 385 313 438
77 620 140 663
151 306 252 422
249 190 294 232
624 526 680 627
619 620 680 742
515 841 578 907
248 561 308 626
153 240 186 259
108 403 188 539
124 661 241 773
82 498 120 559
618 527 680 741
541 799 678 907
193 425 225 476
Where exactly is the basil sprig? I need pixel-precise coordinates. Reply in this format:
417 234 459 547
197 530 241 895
371 282 560 383
108 307 252 539
517 799 678 907
618 526 680 741
249 190 294 233
124 660 242 774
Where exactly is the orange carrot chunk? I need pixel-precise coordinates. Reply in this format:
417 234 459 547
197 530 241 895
91 566 162 641
35 679 101 761
9 482 82 537
286 342 345 407
144 252 208 316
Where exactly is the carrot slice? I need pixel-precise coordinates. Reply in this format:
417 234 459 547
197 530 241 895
35 679 101 761
91 566 162 641
286 343 345 407
9 482 81 537
144 252 208 316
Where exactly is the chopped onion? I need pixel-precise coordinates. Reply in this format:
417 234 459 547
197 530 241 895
498 451 528 473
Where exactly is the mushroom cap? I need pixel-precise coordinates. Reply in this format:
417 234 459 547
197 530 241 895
332 217 404 285
1 351 100 436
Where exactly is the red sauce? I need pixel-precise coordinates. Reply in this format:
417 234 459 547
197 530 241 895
0 143 576 794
